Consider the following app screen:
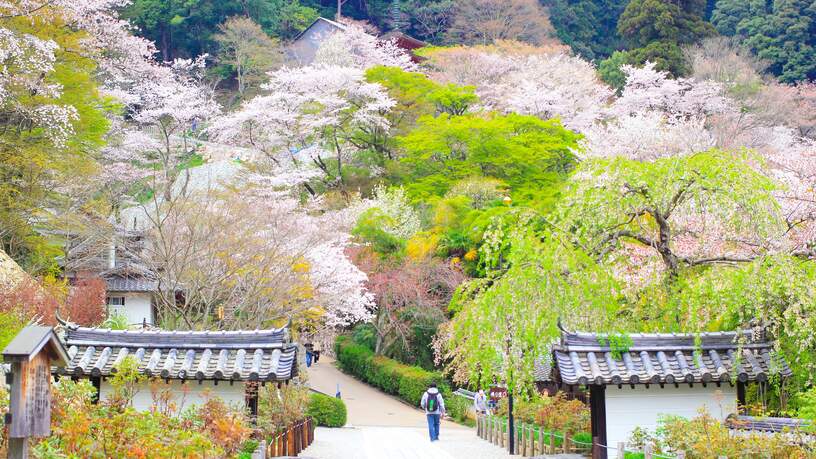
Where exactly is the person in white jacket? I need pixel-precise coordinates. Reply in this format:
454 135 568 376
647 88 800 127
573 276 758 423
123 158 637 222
420 383 446 441
473 389 489 415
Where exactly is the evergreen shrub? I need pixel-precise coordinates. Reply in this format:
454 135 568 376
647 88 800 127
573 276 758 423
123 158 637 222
335 335 450 406
306 393 347 427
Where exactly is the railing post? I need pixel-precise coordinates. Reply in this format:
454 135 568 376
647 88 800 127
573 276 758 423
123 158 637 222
563 429 570 453
518 422 524 456
528 424 534 455
676 452 686 459
549 430 555 453
616 441 625 459
644 443 653 459
592 436 600 459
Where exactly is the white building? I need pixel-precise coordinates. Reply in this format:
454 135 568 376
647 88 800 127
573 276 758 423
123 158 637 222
104 274 157 326
60 324 298 414
552 327 792 459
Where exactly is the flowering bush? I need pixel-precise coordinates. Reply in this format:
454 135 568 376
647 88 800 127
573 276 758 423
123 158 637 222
629 409 814 458
29 357 252 458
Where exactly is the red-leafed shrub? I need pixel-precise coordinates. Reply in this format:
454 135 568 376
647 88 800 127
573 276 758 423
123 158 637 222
64 277 106 326
0 277 62 324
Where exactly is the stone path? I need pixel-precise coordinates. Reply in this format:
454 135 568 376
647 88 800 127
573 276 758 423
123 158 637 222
301 357 515 459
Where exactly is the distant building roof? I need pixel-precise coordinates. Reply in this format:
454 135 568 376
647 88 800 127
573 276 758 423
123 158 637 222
380 30 427 49
104 274 158 293
61 325 297 381
552 328 792 386
3 325 70 365
727 415 812 434
292 17 346 41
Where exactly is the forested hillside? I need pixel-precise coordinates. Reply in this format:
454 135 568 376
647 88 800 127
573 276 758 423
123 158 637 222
123 0 816 83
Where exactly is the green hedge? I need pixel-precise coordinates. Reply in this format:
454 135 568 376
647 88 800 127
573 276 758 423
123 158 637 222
334 335 450 407
306 393 347 427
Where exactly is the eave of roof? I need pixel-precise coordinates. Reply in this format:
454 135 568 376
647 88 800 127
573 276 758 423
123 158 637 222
552 328 792 386
292 16 347 41
61 325 297 381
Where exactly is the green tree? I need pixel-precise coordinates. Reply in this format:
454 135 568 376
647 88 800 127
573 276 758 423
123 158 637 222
618 0 716 75
554 150 781 275
124 0 316 60
445 233 621 396
396 113 580 205
712 0 816 82
542 0 629 60
598 50 631 91
214 16 282 97
0 15 110 273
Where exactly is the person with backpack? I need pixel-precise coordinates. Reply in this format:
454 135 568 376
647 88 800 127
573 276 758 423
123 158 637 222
420 382 446 441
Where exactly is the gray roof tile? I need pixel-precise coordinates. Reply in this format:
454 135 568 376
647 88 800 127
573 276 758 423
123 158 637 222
553 329 792 386
61 326 297 381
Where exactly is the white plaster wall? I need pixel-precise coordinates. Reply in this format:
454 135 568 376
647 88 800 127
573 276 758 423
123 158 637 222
100 380 247 412
605 384 737 447
108 293 153 326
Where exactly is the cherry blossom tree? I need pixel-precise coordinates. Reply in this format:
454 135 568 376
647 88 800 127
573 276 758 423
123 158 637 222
423 46 611 132
210 64 394 187
579 111 714 160
313 23 416 71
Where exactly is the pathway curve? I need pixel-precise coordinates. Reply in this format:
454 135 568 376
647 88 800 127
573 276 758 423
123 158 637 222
301 356 515 459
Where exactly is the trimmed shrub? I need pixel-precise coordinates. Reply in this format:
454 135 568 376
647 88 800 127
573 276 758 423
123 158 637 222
306 393 347 427
335 335 450 407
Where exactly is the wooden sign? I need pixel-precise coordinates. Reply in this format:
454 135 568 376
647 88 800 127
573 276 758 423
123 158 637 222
9 351 52 438
3 325 69 458
489 386 507 403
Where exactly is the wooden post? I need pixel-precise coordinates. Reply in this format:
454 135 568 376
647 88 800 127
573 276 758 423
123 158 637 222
518 422 524 456
644 443 653 459
301 420 308 449
538 426 545 455
589 385 608 459
528 424 534 455
616 442 625 459
592 436 600 459
549 430 555 453
676 452 686 459
563 429 570 453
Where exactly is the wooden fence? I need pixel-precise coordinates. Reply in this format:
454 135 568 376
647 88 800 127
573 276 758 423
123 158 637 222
476 415 696 459
267 418 315 457
476 414 591 456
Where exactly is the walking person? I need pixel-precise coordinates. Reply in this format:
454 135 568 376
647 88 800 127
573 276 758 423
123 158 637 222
304 340 314 367
473 389 489 415
313 340 322 363
420 382 445 442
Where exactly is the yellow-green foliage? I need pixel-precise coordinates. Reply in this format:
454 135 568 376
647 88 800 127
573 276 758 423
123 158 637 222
406 232 440 261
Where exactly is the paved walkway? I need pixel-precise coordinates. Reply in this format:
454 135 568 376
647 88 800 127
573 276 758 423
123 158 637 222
301 357 514 459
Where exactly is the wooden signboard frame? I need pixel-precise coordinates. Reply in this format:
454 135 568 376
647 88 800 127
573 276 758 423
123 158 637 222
3 326 69 459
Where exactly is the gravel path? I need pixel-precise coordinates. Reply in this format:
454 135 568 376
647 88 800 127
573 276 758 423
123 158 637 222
301 357 515 458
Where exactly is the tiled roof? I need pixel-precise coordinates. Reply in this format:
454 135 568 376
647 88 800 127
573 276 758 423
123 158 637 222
104 275 158 292
534 357 552 382
61 326 296 381
553 329 792 386
727 415 812 433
